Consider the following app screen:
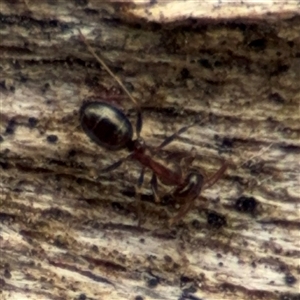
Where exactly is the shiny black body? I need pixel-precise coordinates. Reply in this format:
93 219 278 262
80 102 133 151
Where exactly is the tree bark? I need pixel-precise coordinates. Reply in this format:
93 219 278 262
1 1 299 300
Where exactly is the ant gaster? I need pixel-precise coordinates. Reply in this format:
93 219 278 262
78 30 228 226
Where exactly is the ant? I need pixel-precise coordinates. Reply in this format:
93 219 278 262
78 30 228 227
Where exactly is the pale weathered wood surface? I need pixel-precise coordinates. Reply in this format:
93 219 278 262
1 1 300 300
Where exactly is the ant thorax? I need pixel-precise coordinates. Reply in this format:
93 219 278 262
157 158 183 186
132 144 184 186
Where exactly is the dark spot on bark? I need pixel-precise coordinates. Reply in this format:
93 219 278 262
191 219 201 229
235 23 247 31
248 38 266 50
182 285 197 296
140 193 154 203
147 277 159 288
235 196 257 214
149 22 162 31
0 81 6 90
180 275 193 286
179 293 202 300
146 273 160 288
214 60 223 67
49 20 59 27
206 211 226 228
5 119 16 135
20 74 28 83
161 194 175 206
91 245 99 253
198 58 212 69
53 236 67 248
0 212 16 222
280 64 290 73
78 293 87 300
4 269 11 279
180 67 191 79
221 137 234 148
0 278 6 287
268 92 285 104
42 82 50 93
132 23 141 30
28 117 38 128
46 134 58 143
285 274 297 286
74 0 88 6
111 202 126 213
164 255 172 263
48 159 66 167
84 8 99 15
42 207 71 219
121 188 135 198
68 149 77 157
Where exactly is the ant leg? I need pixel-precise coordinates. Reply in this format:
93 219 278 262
168 196 196 227
150 173 160 203
203 160 228 190
136 168 145 227
98 154 133 174
154 114 208 151
179 147 197 171
155 123 196 151
136 111 143 138
149 148 197 206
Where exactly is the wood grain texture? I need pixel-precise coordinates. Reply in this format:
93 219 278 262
1 1 299 300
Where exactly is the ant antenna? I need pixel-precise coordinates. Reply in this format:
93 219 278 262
78 29 142 137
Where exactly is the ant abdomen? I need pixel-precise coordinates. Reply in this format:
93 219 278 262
80 101 133 151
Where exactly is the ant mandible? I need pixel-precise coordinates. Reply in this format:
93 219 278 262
78 30 228 227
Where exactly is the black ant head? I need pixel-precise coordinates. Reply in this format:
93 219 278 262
174 171 204 199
